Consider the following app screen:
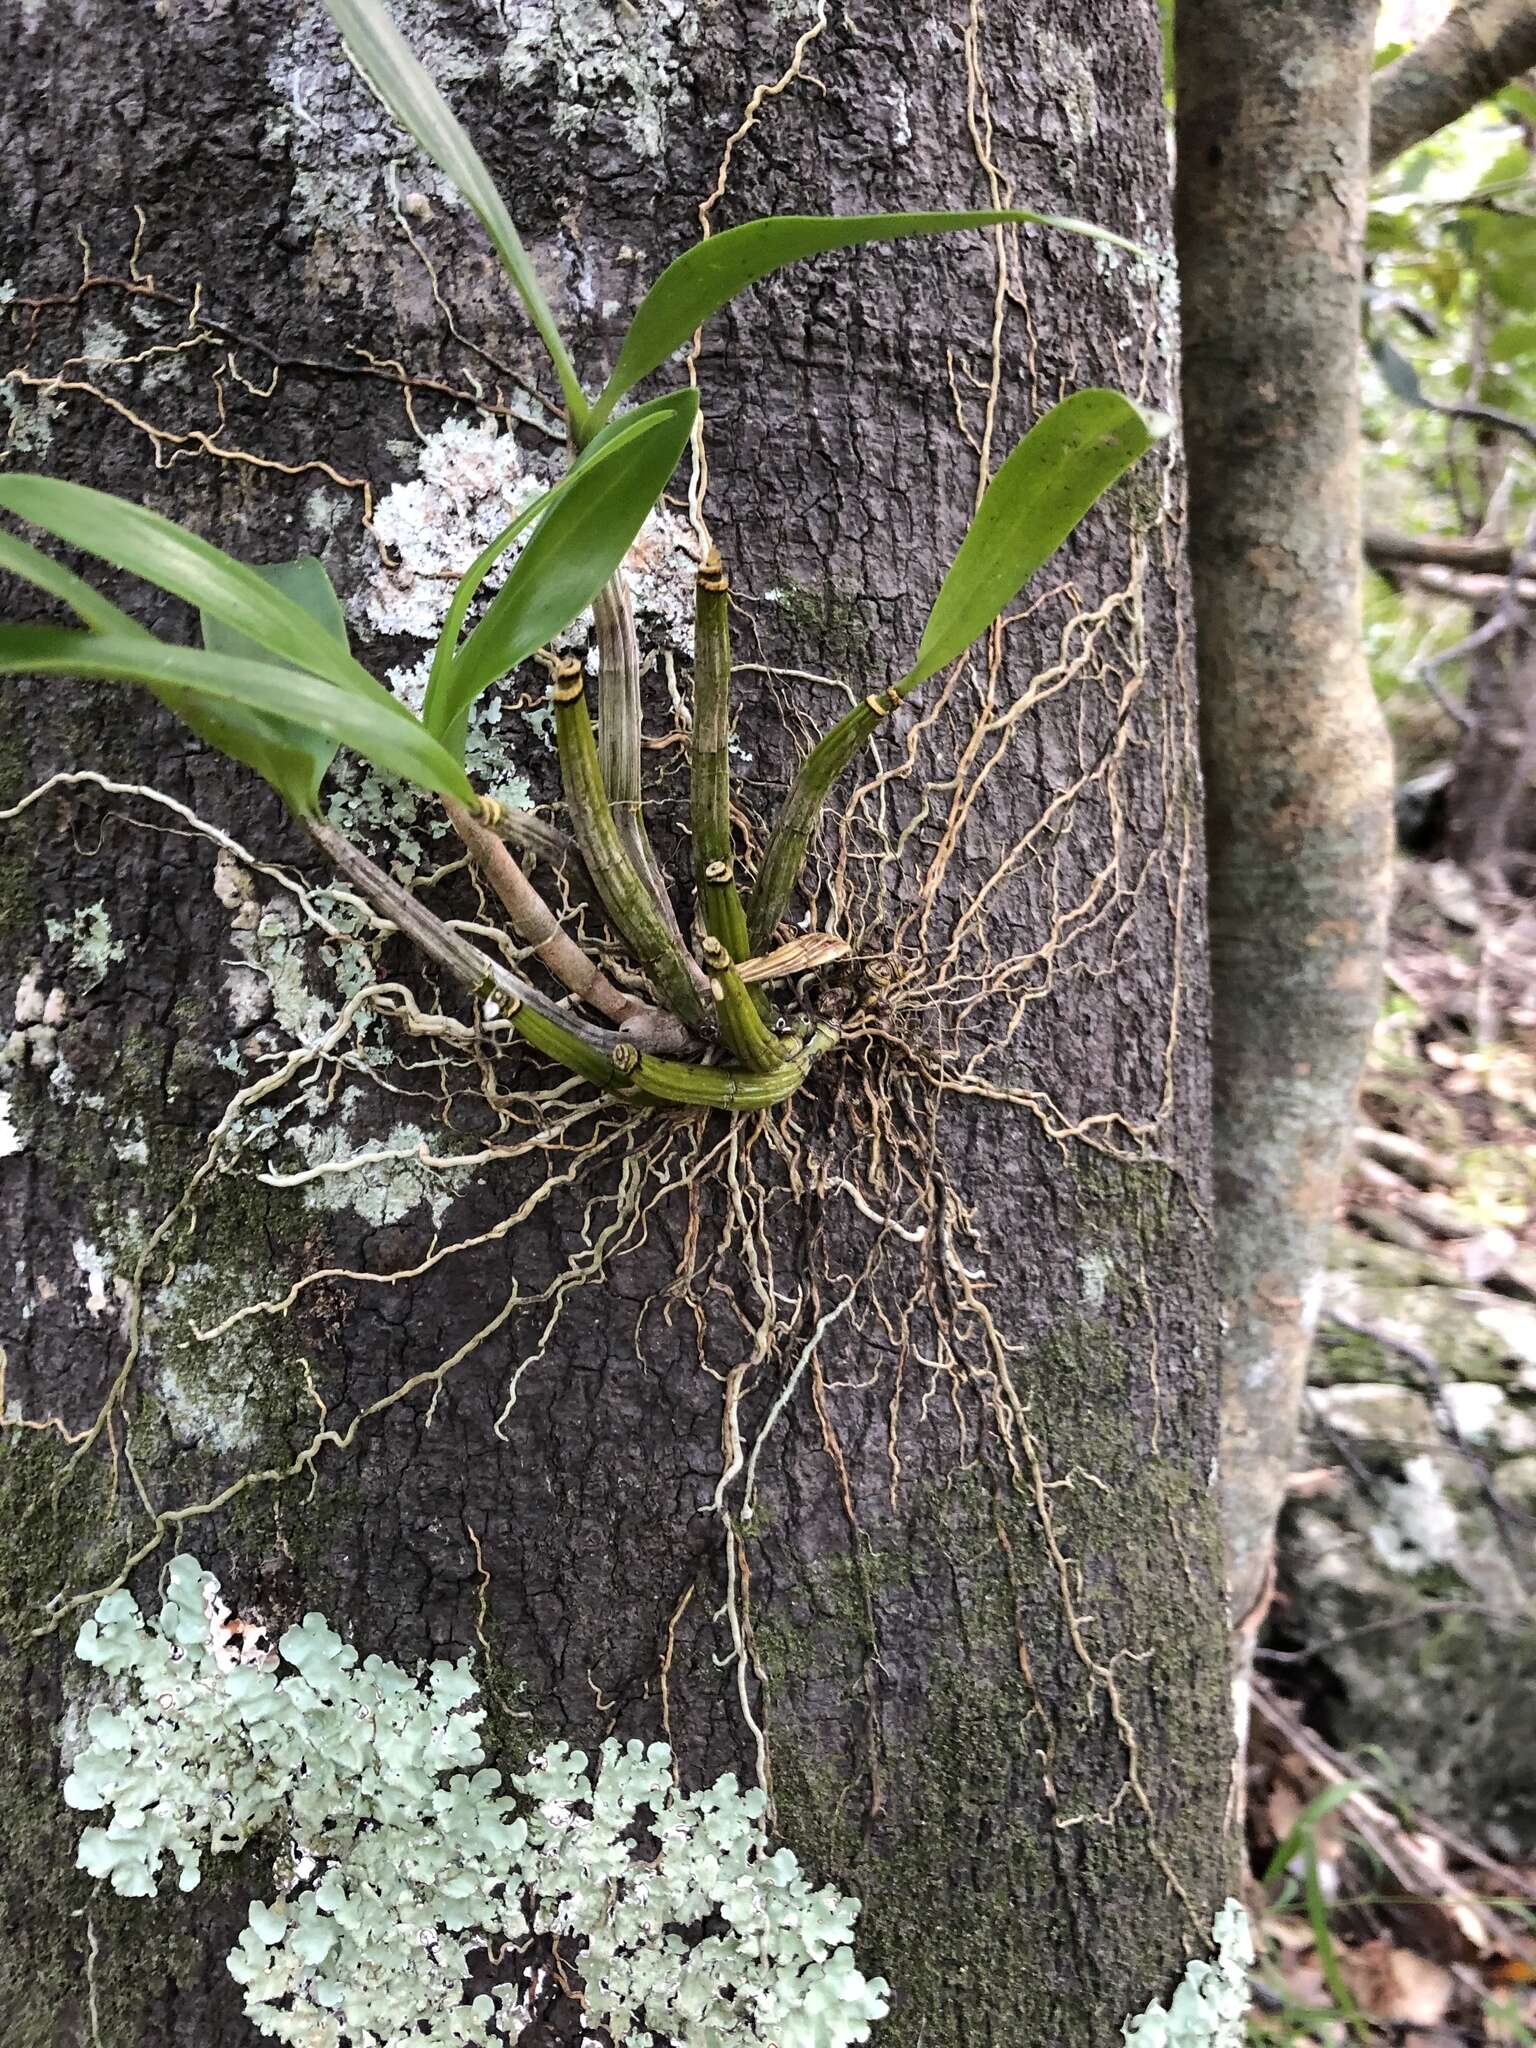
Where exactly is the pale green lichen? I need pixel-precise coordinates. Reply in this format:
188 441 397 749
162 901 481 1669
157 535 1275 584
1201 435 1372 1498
500 0 704 162
1121 1900 1251 2045
80 317 131 372
0 378 56 457
45 900 126 993
144 1261 264 1455
266 1 478 249
64 1556 891 2048
1078 1249 1114 1307
287 1096 457 1228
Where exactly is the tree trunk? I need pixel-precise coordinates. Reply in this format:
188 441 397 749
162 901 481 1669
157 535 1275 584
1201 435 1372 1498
0 4 1232 2044
1452 630 1536 890
1175 0 1393 1635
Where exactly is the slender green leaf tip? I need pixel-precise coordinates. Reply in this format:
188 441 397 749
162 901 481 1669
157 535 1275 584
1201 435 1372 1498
320 0 589 430
908 387 1169 688
0 474 385 704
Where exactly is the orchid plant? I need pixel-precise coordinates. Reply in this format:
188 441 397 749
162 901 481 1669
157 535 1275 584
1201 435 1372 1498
0 0 1167 1111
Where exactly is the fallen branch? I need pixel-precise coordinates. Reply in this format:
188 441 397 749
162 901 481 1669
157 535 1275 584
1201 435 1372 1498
1252 1675 1536 1967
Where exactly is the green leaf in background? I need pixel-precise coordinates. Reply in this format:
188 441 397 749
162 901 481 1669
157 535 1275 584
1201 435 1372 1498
0 628 476 810
588 210 1149 431
1368 334 1429 410
197 559 349 816
0 476 385 704
320 0 588 430
436 388 700 745
905 387 1169 690
419 404 674 748
1467 207 1536 313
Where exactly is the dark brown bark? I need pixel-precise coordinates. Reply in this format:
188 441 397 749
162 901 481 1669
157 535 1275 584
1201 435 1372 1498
1175 0 1394 1629
1449 627 1536 886
1366 528 1519 577
0 4 1231 2044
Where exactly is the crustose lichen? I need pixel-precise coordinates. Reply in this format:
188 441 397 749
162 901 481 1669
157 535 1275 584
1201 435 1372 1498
63 1554 890 2048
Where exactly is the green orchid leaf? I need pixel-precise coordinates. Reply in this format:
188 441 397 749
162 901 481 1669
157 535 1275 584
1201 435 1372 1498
420 406 671 750
320 0 588 428
589 209 1149 431
907 387 1169 690
197 558 350 816
435 389 699 745
0 475 388 705
0 527 147 637
0 627 476 811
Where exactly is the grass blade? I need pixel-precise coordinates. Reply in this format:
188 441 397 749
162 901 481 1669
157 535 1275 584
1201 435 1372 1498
321 0 588 428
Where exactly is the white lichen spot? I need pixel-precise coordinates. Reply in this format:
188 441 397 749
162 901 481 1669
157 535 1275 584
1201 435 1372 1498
888 83 913 149
365 417 548 644
365 416 699 654
72 1237 115 1321
1034 29 1099 152
357 415 698 831
13 967 46 1025
289 1096 456 1229
0 1086 23 1158
1078 1249 1113 1308
213 848 260 926
370 415 708 663
267 1 477 249
1122 1898 1251 2044
46 901 127 993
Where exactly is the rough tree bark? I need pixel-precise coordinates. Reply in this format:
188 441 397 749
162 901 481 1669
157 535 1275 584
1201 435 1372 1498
1371 0 1536 175
0 4 1231 2044
1175 0 1394 1632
